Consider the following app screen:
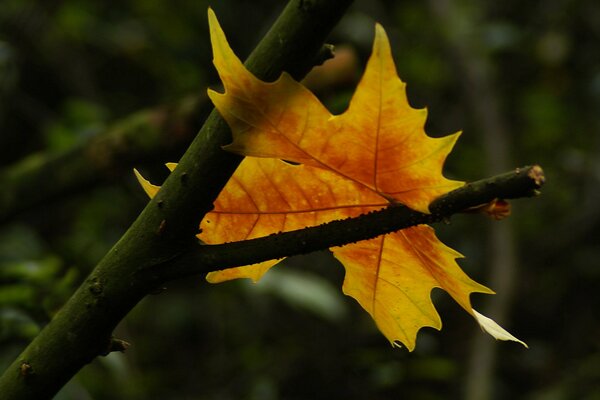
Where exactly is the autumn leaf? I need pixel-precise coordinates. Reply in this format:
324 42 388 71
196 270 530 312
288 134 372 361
136 158 389 282
208 14 463 214
136 9 526 350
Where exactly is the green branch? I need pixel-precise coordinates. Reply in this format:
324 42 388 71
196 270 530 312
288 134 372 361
159 165 545 280
0 1 353 398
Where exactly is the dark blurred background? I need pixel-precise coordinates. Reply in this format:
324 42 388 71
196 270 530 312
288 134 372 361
1 0 599 399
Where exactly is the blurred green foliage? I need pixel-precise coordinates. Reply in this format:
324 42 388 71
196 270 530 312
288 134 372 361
1 0 599 399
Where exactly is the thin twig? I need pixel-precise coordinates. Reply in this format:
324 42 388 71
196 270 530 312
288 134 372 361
161 165 545 280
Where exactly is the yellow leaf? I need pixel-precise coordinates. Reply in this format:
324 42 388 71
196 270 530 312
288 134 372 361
333 225 493 350
208 10 463 214
202 157 387 283
203 9 525 348
136 9 526 350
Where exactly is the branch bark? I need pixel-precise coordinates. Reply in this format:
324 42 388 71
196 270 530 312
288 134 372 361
0 1 353 398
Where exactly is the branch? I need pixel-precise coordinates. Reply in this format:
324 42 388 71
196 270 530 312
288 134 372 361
0 1 353 398
162 165 545 280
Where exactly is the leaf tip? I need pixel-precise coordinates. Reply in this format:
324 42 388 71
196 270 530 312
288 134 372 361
207 7 218 31
133 168 160 199
206 262 280 284
372 23 388 55
165 162 177 172
205 271 224 284
473 309 528 348
207 6 240 78
373 22 388 43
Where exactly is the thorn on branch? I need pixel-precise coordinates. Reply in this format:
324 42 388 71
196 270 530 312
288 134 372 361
101 337 131 356
298 0 318 12
313 43 336 66
88 277 104 296
19 361 33 378
180 172 189 186
156 219 167 235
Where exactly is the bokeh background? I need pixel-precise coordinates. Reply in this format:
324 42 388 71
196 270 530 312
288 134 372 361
1 0 599 399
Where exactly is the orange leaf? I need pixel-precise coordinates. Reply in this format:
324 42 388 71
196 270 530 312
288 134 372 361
207 9 463 214
201 158 387 283
136 9 526 350
204 9 525 349
333 226 493 350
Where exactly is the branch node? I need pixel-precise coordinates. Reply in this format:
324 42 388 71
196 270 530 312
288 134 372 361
102 337 131 356
19 361 33 378
180 172 189 186
88 277 104 297
313 43 336 66
298 0 318 12
156 219 167 236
